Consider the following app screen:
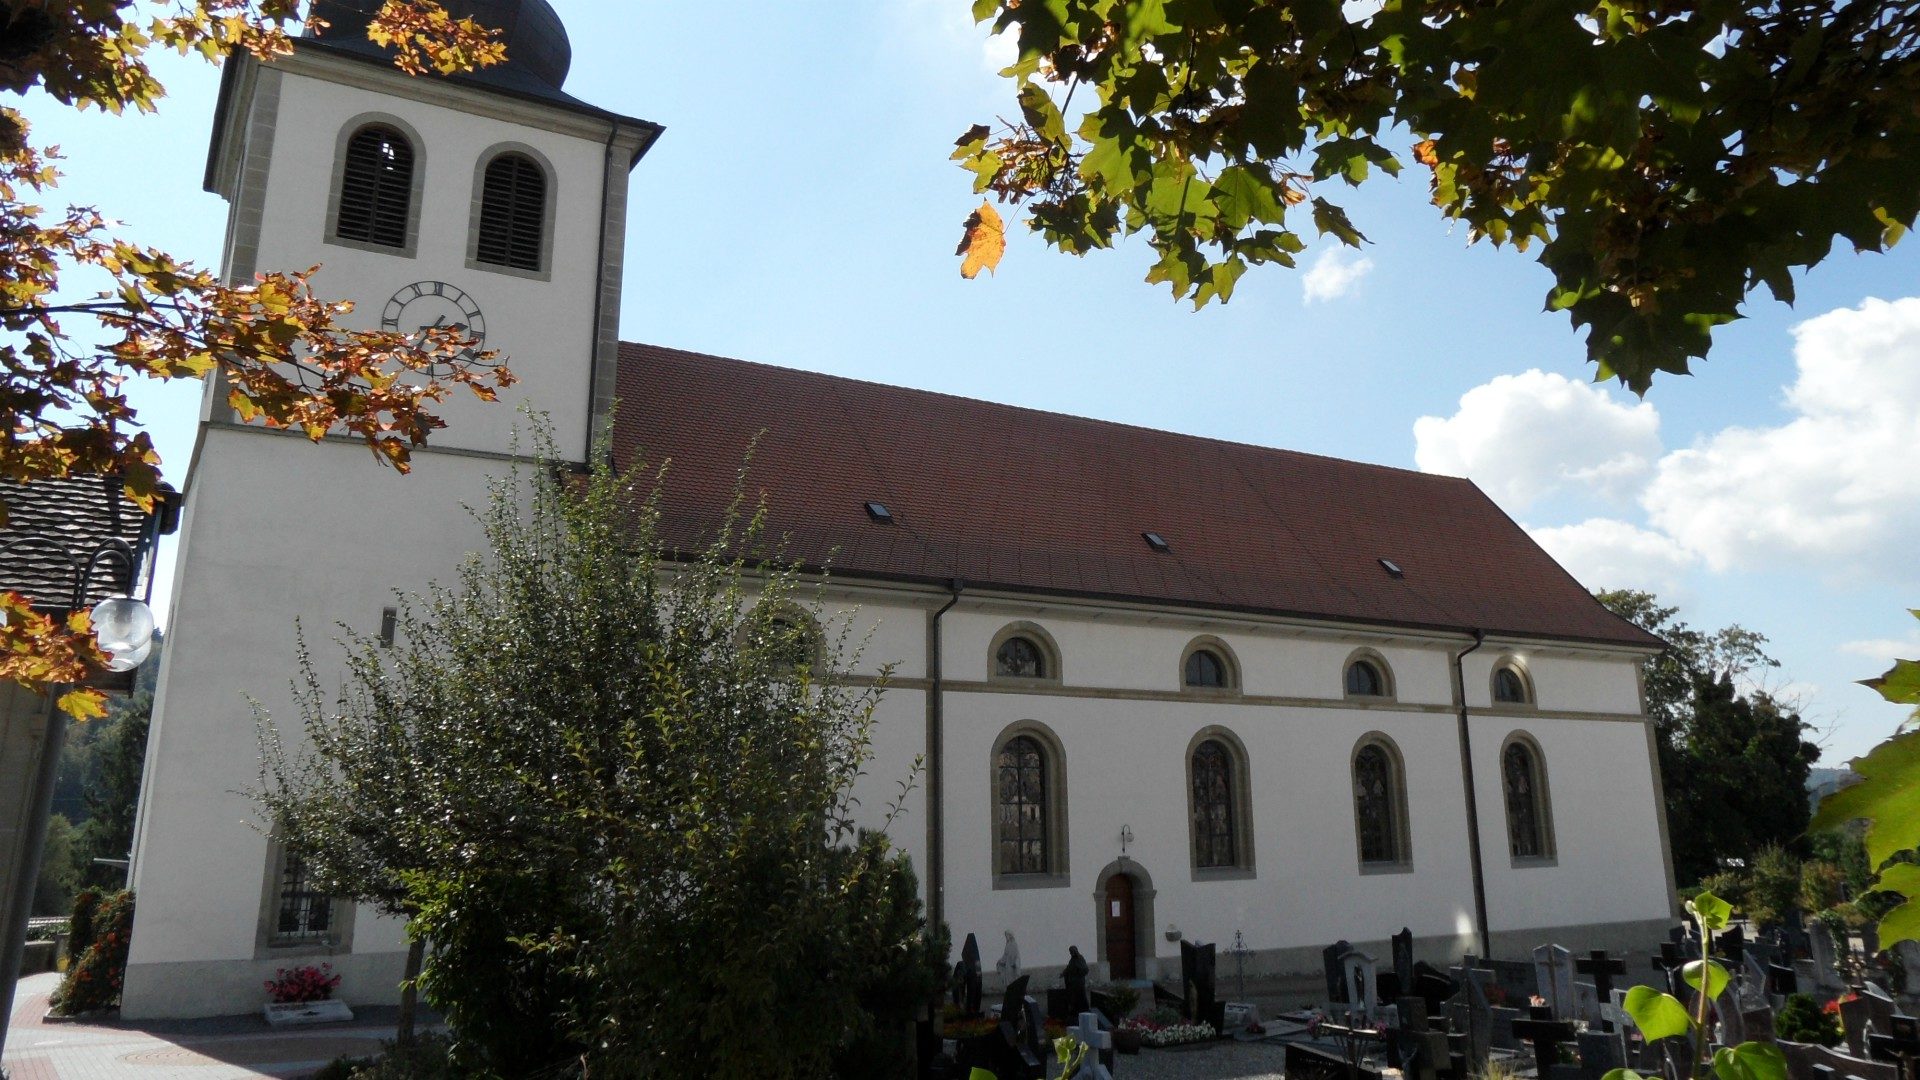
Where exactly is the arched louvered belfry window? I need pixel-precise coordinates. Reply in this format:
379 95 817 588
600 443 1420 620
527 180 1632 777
335 124 415 249
475 151 547 272
1503 736 1554 860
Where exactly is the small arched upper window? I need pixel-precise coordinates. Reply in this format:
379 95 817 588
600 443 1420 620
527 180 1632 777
1346 659 1386 697
475 151 547 272
765 615 817 671
1494 665 1530 705
336 124 414 249
1185 649 1228 689
995 635 1047 679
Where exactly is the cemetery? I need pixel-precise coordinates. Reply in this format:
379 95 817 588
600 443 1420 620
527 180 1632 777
919 906 1920 1080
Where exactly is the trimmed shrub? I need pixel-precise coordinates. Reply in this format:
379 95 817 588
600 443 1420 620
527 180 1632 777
51 890 132 1014
1776 993 1842 1046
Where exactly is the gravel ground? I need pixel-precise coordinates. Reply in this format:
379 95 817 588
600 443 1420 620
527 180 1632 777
1054 1040 1290 1079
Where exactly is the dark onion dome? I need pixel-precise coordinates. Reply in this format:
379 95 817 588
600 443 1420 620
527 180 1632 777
303 0 573 98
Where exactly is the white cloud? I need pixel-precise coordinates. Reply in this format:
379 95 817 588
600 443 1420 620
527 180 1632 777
1526 518 1697 595
1641 297 1920 577
1840 637 1920 660
1413 370 1663 509
1301 247 1374 304
981 23 1018 72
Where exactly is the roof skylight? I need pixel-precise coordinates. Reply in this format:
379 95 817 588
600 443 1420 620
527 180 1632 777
864 501 893 524
1379 558 1404 579
1143 532 1171 553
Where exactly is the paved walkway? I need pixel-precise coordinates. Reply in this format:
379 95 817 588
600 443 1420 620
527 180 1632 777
4 974 398 1079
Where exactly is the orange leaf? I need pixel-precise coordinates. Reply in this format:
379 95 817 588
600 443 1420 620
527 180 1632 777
1412 139 1440 167
957 201 1006 280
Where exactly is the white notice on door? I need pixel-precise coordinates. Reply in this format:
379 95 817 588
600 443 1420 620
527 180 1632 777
1110 900 1120 917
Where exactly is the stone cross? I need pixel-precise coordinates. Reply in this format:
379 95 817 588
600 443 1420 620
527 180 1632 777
1655 941 1690 1000
1513 1005 1578 1077
1535 944 1576 1019
1577 951 1629 1031
1071 1010 1114 1080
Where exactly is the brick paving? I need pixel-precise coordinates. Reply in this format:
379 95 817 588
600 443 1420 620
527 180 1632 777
4 974 396 1080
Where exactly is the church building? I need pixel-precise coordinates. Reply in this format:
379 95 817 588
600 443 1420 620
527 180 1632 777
123 0 1677 1019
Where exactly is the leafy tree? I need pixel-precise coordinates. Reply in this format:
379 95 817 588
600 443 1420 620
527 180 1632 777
256 430 933 1075
77 688 152 886
31 813 81 916
953 1 1920 392
1597 589 1813 883
0 1 509 717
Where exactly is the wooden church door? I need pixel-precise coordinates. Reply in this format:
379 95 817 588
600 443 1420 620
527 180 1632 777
1104 872 1136 978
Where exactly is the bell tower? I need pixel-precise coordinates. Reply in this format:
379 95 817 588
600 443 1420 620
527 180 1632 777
122 1 660 1019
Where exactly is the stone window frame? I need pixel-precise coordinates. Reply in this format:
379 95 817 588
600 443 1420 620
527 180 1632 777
1350 732 1414 874
255 833 355 958
989 719 1070 890
743 599 826 675
1091 858 1156 978
465 141 559 282
1489 654 1536 708
1341 647 1397 702
324 111 426 259
1178 634 1241 695
987 621 1063 685
1499 731 1558 867
1185 726 1256 881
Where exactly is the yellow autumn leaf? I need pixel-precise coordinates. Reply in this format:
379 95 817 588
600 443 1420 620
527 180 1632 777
58 688 109 722
957 201 1005 279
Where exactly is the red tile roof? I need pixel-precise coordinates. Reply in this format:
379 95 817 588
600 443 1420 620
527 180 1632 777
612 343 1662 650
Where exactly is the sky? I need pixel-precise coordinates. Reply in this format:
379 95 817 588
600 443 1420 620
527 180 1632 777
26 2 1920 764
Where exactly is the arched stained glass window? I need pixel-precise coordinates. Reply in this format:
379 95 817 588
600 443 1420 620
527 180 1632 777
1186 649 1227 689
1353 742 1405 865
1191 739 1237 867
475 151 547 271
1346 659 1385 697
996 636 1046 679
1504 740 1551 858
997 735 1049 874
335 124 413 248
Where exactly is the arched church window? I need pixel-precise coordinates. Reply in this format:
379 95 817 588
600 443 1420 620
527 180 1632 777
1190 739 1238 868
1503 737 1554 860
1352 738 1409 866
335 124 415 249
1346 658 1386 697
997 735 1050 875
1494 663 1532 705
475 151 547 271
996 635 1046 679
1185 648 1227 689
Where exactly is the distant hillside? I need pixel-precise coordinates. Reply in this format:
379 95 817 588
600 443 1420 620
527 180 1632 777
1807 766 1860 810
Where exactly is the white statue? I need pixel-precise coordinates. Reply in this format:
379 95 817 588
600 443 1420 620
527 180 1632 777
997 930 1023 985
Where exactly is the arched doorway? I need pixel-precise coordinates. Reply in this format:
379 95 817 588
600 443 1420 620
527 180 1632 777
1091 860 1156 981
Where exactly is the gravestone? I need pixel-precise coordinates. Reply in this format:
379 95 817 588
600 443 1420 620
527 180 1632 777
1347 950 1383 1027
1535 944 1576 1019
1656 942 1690 1000
1491 1005 1525 1051
1863 926 1882 961
1769 963 1799 1001
1071 1011 1114 1080
1326 939 1356 1004
1811 921 1848 993
1897 941 1920 987
1865 984 1900 1038
1395 996 1442 1080
1867 1014 1920 1080
1573 981 1603 1028
1477 956 1540 1006
1182 939 1224 1031
1394 927 1416 993
1744 1005 1778 1045
986 974 1044 1080
1719 926 1749 968
959 933 984 1015
1454 965 1495 1072
1842 994 1871 1057
1579 1029 1627 1080
1780 1041 1899 1080
1577 951 1629 1031
1414 962 1459 1016
1063 946 1090 1019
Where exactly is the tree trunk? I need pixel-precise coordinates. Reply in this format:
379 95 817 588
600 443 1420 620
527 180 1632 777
397 936 425 1046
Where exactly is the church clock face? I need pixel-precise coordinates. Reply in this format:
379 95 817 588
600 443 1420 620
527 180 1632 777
380 281 486 350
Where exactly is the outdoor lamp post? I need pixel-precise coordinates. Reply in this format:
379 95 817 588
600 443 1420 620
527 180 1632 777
0 484 171 1068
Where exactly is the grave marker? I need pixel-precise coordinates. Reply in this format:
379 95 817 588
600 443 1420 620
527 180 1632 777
1535 944 1576 1019
1326 939 1356 1004
1577 951 1629 1031
1513 1005 1577 1078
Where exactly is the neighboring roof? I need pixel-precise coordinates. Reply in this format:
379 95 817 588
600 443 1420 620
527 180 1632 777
0 477 178 611
611 344 1664 651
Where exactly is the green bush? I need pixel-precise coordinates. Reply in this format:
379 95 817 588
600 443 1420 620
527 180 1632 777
1776 993 1842 1047
51 890 133 1014
1745 845 1803 927
311 1033 455 1080
67 888 100 959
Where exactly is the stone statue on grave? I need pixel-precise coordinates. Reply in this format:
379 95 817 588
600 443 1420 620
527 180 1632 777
1064 945 1091 1016
998 930 1023 985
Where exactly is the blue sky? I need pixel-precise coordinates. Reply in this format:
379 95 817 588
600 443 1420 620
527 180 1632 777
31 2 1920 762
